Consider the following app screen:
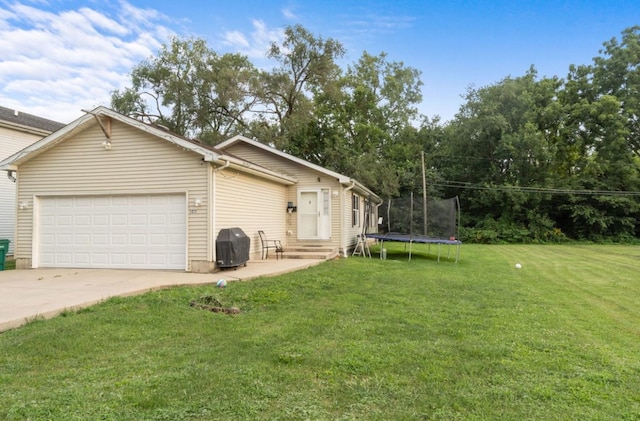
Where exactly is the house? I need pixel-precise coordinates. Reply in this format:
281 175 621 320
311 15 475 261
0 106 381 272
0 106 65 256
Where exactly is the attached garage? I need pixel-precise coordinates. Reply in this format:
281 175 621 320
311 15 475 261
37 194 186 270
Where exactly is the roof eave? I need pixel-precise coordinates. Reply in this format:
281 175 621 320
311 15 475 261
0 120 53 137
218 135 351 183
211 156 297 186
343 179 382 203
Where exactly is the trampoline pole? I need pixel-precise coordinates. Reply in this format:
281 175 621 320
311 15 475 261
422 151 428 236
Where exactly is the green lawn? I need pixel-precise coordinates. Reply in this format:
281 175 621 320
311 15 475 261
1 244 639 420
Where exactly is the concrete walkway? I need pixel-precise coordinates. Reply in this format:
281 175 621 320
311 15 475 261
0 259 323 333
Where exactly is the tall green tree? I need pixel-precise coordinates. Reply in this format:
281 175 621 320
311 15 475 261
439 68 565 240
556 27 640 239
256 24 345 151
111 37 260 144
309 52 423 198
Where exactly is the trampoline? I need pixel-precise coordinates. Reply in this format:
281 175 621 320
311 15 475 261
366 232 461 262
355 194 462 262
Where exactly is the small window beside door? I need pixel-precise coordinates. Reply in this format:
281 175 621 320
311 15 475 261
364 198 375 228
352 193 360 227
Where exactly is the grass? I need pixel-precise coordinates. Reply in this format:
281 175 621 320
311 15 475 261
1 244 639 420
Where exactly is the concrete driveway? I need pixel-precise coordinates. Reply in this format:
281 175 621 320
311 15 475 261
0 259 322 333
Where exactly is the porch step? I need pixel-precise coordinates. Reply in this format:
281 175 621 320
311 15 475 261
267 246 338 260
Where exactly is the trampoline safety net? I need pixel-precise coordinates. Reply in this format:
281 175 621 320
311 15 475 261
382 194 460 240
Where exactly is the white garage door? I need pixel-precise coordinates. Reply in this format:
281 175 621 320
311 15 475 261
39 195 186 269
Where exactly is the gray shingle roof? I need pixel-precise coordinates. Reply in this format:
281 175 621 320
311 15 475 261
0 105 66 133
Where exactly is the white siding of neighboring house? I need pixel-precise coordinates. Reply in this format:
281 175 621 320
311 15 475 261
0 126 44 255
14 120 209 270
214 166 287 260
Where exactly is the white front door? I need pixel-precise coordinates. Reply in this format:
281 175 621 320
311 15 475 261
298 189 331 240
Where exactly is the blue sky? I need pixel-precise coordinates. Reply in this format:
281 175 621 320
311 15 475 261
1 0 638 123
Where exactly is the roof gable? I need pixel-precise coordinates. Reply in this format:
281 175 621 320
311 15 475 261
216 135 381 202
0 106 220 168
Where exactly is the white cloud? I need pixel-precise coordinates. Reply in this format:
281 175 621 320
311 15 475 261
0 1 174 123
282 7 297 20
222 19 283 59
223 30 250 49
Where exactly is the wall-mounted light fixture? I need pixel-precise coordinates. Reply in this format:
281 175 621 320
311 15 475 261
102 140 112 150
287 201 297 214
18 201 28 210
194 198 202 207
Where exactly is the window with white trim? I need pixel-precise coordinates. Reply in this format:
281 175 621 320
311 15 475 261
365 198 375 228
352 193 360 227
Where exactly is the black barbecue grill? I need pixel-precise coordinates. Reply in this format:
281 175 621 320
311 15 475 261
215 227 250 269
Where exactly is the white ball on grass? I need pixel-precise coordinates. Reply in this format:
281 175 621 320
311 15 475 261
216 279 227 288
515 263 522 269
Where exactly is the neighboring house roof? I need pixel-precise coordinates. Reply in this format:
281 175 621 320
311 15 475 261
0 106 66 136
217 135 382 203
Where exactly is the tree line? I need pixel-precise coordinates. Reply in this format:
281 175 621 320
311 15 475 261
112 25 640 243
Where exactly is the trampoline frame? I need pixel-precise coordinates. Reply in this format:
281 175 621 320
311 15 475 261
366 232 461 263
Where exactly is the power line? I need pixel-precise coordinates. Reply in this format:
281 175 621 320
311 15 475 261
431 180 640 196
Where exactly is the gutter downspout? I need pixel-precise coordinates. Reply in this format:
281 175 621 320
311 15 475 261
341 181 356 257
210 159 230 267
213 159 230 173
6 170 16 183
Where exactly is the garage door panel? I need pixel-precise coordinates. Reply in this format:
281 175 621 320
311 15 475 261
93 214 109 226
131 214 148 225
113 196 131 206
75 253 90 264
75 215 91 225
54 252 72 264
39 195 186 269
112 214 128 225
112 234 127 245
110 253 127 265
131 234 147 245
75 234 90 245
57 197 74 207
58 215 73 226
76 197 92 206
93 234 108 245
58 234 73 245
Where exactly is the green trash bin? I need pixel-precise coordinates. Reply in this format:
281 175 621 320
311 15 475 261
0 239 9 271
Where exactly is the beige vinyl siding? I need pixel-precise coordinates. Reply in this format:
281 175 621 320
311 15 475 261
1 126 45 255
223 143 343 250
215 167 286 259
15 120 208 268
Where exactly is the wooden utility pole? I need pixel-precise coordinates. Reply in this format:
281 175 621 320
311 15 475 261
421 151 428 236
